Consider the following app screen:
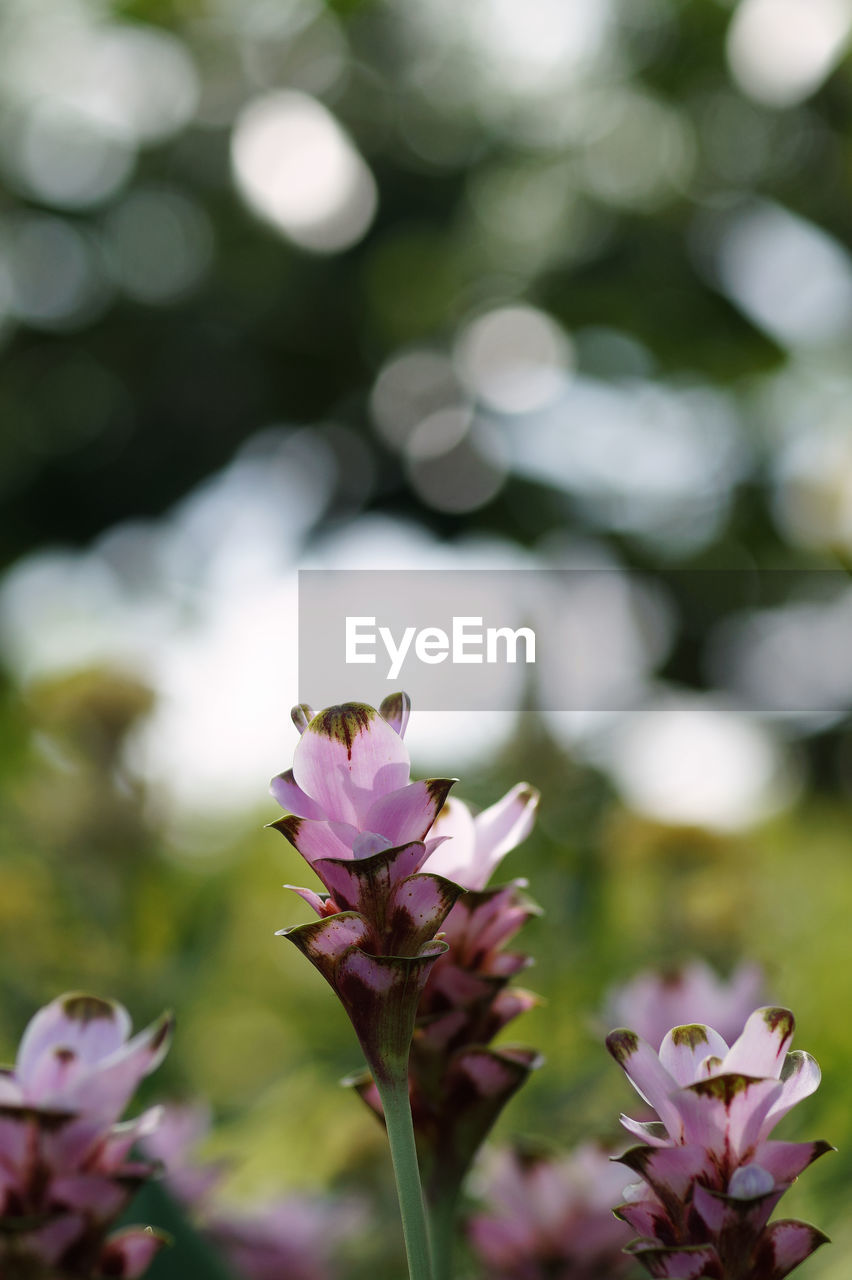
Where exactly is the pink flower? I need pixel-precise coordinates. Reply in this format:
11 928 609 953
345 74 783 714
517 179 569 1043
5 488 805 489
606 1007 832 1279
0 992 172 1278
604 961 765 1050
468 1144 634 1280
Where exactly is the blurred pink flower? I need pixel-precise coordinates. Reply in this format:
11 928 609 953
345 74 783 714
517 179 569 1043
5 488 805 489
424 787 539 891
142 1103 363 1280
0 992 172 1279
468 1144 634 1280
604 960 765 1050
607 1007 831 1279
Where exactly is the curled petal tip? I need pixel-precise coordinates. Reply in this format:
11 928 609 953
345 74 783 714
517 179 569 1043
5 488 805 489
379 691 411 737
291 703 315 734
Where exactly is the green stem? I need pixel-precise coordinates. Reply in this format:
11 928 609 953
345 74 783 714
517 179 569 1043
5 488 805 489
374 1072 433 1280
426 1183 459 1280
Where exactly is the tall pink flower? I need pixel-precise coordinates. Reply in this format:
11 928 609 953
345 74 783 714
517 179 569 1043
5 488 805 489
0 992 173 1279
468 1144 635 1280
269 694 463 1083
606 1007 832 1279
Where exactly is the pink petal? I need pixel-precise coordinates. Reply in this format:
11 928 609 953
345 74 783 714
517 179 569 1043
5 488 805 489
616 1198 671 1238
379 691 411 737
313 841 428 913
269 769 326 819
762 1051 821 1134
17 994 132 1083
659 1024 730 1087
619 1115 670 1147
290 703 315 734
675 1074 783 1160
62 1013 174 1128
754 1220 830 1279
420 799 477 882
469 783 540 888
624 1240 723 1278
384 873 463 952
269 815 358 864
692 1180 780 1239
52 1172 128 1220
293 703 410 826
755 1138 833 1185
26 1214 86 1265
365 778 455 846
606 1030 683 1138
95 1105 164 1170
617 1144 712 1215
284 884 334 917
279 913 373 986
97 1227 171 1278
335 940 448 1072
721 1008 795 1080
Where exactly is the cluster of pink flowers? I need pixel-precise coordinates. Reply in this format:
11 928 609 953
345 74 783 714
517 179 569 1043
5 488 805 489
467 1143 635 1280
607 1007 830 1279
0 992 172 1279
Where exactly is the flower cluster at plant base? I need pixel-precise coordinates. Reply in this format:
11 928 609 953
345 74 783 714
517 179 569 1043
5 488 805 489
0 992 173 1279
467 1142 635 1280
606 1007 831 1280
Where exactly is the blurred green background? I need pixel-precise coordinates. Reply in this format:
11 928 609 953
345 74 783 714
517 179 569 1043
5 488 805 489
1 0 852 1275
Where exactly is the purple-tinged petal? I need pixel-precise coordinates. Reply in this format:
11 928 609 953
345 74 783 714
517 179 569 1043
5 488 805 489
619 1115 670 1147
675 1074 783 1160
291 703 315 734
659 1025 730 1087
25 1045 86 1105
606 1030 683 1138
279 912 373 987
97 1226 171 1278
469 783 540 889
335 941 449 1079
61 1012 174 1128
625 1240 723 1278
379 692 411 737
0 1069 24 1105
692 1180 781 1239
52 1172 129 1220
752 1220 830 1279
284 884 336 917
269 815 358 864
616 1144 712 1219
269 769 326 819
421 799 477 882
17 994 132 1083
312 841 429 916
761 1051 821 1134
755 1138 834 1185
615 1198 672 1239
293 703 410 825
365 778 456 846
721 1007 795 1080
384 873 464 953
94 1105 164 1171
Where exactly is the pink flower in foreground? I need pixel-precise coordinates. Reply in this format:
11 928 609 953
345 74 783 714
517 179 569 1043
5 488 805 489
604 961 765 1050
0 992 173 1279
468 1144 635 1280
606 1007 832 1279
